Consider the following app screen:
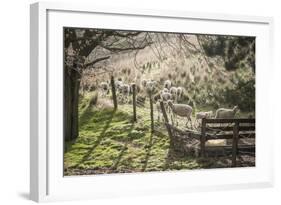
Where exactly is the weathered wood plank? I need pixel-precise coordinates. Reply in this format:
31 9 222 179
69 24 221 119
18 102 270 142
206 133 255 140
232 121 239 167
201 118 206 157
204 118 255 124
206 126 255 131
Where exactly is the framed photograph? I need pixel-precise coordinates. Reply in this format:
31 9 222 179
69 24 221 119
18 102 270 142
30 2 274 202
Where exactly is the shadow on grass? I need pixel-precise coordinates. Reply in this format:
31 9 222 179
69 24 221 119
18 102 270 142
110 123 135 171
72 109 116 168
141 133 154 171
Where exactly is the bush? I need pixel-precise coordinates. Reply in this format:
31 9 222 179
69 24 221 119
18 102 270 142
223 78 255 112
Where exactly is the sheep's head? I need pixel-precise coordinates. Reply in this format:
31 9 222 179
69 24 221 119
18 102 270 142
162 88 169 93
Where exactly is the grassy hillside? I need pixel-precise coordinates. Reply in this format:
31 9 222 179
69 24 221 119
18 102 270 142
64 94 254 175
64 34 255 175
82 34 255 113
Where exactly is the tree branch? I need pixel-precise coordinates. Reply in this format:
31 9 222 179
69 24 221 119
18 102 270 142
84 56 110 68
100 42 152 53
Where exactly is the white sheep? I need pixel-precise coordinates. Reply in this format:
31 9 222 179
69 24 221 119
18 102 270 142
164 80 172 89
145 80 157 95
170 86 178 101
100 82 109 97
161 88 169 94
141 79 147 88
176 87 184 101
160 92 173 113
195 111 213 126
115 80 123 94
196 111 213 120
167 100 193 128
160 92 172 101
215 106 239 119
120 83 131 103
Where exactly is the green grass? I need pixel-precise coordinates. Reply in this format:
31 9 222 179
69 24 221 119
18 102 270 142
64 95 254 176
63 98 214 175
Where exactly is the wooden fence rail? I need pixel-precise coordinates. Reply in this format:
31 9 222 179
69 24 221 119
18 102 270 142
200 118 255 167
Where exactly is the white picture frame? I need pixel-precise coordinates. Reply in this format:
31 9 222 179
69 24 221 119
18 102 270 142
30 1 274 202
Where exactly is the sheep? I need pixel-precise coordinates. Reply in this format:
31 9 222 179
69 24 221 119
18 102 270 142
161 88 169 94
176 87 184 101
167 100 193 128
141 79 147 89
100 82 109 97
170 86 178 101
215 106 239 119
164 80 172 89
196 111 213 120
160 92 173 113
195 111 213 126
120 83 131 103
160 92 172 102
115 80 123 94
145 80 158 95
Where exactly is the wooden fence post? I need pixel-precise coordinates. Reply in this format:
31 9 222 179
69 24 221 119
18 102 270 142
160 101 174 149
149 92 154 133
200 118 206 157
131 83 137 122
110 75 118 110
232 121 239 167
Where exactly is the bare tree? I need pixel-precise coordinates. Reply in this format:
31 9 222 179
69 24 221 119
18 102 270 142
64 28 152 141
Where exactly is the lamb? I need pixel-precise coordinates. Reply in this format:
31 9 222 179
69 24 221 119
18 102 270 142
160 92 173 113
160 92 172 101
115 80 123 94
145 80 157 95
141 79 147 89
215 106 239 119
100 82 109 97
167 100 193 128
164 80 172 89
176 87 184 101
161 88 169 94
145 80 156 93
170 86 178 101
120 83 131 103
195 111 213 126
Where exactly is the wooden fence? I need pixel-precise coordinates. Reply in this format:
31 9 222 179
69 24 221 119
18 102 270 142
158 100 255 167
200 118 255 167
109 77 154 131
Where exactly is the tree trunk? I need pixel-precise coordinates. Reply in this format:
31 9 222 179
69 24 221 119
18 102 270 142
64 66 81 142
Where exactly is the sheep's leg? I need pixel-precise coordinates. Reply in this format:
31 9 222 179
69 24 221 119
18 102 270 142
196 119 200 129
174 115 177 126
170 113 174 125
189 117 193 129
